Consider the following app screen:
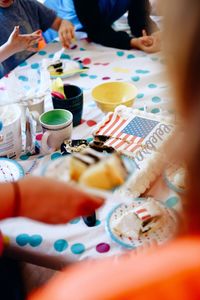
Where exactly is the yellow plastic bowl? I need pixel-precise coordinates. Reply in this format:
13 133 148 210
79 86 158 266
92 81 137 113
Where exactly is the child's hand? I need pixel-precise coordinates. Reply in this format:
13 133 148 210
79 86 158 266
7 26 41 53
58 20 75 49
17 176 104 224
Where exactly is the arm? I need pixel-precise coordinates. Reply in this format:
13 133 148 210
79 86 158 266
73 0 132 50
0 176 103 224
51 17 75 48
128 0 158 37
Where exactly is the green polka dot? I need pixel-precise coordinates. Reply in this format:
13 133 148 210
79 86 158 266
54 239 68 252
71 243 85 254
80 73 88 77
152 96 161 103
70 218 81 224
131 76 140 82
165 196 179 208
29 235 43 247
148 84 157 89
16 234 29 246
60 53 71 60
51 152 62 160
116 51 124 57
137 93 144 99
151 108 160 114
38 50 47 56
19 154 30 161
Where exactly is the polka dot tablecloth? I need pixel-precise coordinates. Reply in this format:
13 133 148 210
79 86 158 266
0 37 179 268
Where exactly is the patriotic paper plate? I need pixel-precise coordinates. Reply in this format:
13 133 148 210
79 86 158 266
0 158 25 182
106 198 178 249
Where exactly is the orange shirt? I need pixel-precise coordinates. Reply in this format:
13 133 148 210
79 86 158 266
29 236 200 300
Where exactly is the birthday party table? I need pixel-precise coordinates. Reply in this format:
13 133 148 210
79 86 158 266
0 35 181 269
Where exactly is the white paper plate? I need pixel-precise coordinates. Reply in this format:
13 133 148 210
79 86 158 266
106 198 178 249
0 158 24 182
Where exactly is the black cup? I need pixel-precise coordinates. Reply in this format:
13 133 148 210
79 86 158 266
52 84 83 126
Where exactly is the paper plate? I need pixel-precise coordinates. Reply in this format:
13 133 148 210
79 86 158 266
0 158 24 182
164 166 186 194
106 198 178 249
49 60 88 79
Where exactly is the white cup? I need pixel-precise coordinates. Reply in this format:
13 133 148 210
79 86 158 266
0 105 22 158
39 109 73 154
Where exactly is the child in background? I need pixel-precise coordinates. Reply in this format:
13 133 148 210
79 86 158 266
0 0 74 77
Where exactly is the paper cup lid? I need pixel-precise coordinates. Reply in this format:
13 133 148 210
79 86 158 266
0 158 24 182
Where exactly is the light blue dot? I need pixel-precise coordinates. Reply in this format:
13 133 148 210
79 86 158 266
148 84 157 89
0 121 3 131
86 137 93 143
95 220 101 226
19 61 28 67
51 152 62 160
151 108 160 114
136 70 150 74
151 57 159 61
54 239 68 252
24 85 31 91
131 76 140 82
80 48 86 51
71 243 85 254
48 53 54 58
18 75 29 82
127 54 135 59
137 93 144 99
80 73 88 77
70 218 81 224
165 196 179 208
38 50 47 56
19 154 30 161
152 96 161 103
31 63 40 69
139 107 145 111
116 51 124 57
29 235 43 247
89 75 98 79
60 53 71 60
16 234 29 246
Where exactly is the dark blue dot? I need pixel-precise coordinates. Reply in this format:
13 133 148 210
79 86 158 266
38 50 47 56
31 63 40 69
29 235 43 247
70 218 81 224
54 239 68 252
71 243 85 254
16 234 29 246
0 121 3 131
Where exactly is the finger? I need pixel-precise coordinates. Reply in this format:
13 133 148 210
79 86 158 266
142 29 147 37
60 31 70 48
11 25 20 37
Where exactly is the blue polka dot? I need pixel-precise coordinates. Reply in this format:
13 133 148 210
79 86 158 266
131 76 140 82
151 57 159 61
116 51 124 57
95 220 101 226
19 154 30 161
54 239 68 252
70 218 81 224
89 75 98 79
139 107 145 111
51 152 62 160
29 235 43 247
52 40 59 43
127 54 135 59
152 96 161 103
60 53 71 60
80 48 86 51
165 196 179 208
86 137 93 143
48 53 54 58
0 121 3 131
16 234 29 247
80 73 88 77
38 50 47 56
18 75 29 82
148 84 157 89
151 108 160 114
19 61 28 67
137 93 144 99
136 69 150 74
71 243 85 254
31 63 40 69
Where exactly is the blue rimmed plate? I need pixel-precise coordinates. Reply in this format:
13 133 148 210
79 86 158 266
0 158 24 182
105 198 178 249
164 166 186 194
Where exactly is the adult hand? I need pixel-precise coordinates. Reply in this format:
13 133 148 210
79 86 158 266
58 20 75 49
131 30 161 53
7 26 41 53
17 176 104 224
